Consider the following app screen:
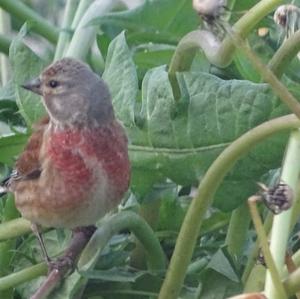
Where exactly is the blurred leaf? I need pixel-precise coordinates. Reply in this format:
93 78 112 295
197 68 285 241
90 0 199 45
9 24 47 126
0 134 28 165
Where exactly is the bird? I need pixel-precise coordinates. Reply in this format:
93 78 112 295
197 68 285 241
0 57 130 264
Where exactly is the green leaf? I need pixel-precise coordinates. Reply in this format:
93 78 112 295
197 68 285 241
206 249 239 282
103 31 137 126
0 134 28 166
9 24 47 126
91 0 199 45
199 270 242 299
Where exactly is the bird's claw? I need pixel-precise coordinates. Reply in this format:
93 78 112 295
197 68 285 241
47 255 74 275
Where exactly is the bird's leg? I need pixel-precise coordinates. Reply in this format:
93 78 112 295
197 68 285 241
31 223 52 264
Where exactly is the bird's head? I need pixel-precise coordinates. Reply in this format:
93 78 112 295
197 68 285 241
22 58 114 128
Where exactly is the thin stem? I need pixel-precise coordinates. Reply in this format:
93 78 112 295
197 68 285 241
78 211 166 272
242 213 273 284
71 0 94 29
268 30 300 78
265 130 300 299
0 8 10 84
248 196 287 299
130 198 161 269
54 0 78 61
0 218 31 241
168 30 221 101
0 263 47 291
0 0 58 43
66 0 118 60
227 28 300 119
158 114 300 299
225 202 251 262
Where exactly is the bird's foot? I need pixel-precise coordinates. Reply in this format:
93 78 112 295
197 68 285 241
47 255 74 275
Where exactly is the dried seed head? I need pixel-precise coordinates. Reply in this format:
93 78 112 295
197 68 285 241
274 4 300 28
193 0 227 23
260 182 293 214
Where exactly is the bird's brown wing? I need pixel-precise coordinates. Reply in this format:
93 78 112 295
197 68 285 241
15 116 50 180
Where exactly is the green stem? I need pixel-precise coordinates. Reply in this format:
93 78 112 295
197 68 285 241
248 197 287 298
0 218 31 241
54 0 78 61
0 8 10 84
169 0 283 75
78 211 166 272
268 30 300 78
265 130 300 299
158 114 300 299
0 263 47 291
66 0 118 60
242 213 273 284
71 0 94 29
225 202 251 262
131 197 161 269
0 0 58 43
168 30 221 100
227 28 300 119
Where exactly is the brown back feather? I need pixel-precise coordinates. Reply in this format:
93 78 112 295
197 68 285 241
15 116 49 177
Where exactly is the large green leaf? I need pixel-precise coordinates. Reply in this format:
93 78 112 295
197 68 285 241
91 0 199 45
104 32 290 211
9 24 47 126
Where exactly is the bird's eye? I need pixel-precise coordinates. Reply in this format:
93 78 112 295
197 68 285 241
49 80 59 88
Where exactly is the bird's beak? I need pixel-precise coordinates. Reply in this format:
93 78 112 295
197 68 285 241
21 77 42 95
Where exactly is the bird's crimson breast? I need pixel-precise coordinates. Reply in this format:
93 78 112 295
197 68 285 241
46 121 130 199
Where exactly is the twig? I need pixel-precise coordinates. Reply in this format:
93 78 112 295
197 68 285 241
31 227 95 299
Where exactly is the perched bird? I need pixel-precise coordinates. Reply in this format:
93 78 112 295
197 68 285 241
1 58 130 262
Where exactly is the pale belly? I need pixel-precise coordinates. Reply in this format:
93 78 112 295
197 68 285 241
14 167 118 228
